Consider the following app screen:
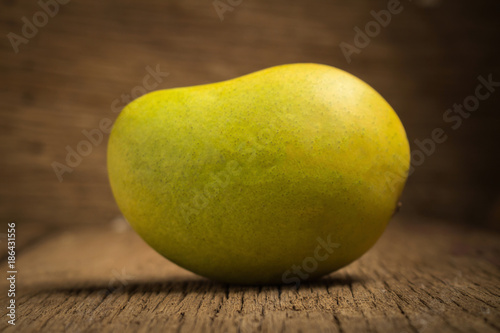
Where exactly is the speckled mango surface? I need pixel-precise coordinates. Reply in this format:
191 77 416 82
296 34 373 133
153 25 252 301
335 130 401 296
107 63 410 285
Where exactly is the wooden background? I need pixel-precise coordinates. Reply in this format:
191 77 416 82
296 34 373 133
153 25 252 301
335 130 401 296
1 216 499 332
1 0 500 227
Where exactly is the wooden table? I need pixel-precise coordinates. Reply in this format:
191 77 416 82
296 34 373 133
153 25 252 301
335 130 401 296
1 217 498 332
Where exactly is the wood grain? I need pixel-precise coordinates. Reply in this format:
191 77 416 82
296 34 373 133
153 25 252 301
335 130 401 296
1 217 498 332
1 0 500 228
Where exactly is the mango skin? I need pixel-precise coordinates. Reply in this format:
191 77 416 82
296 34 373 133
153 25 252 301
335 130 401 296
107 63 410 285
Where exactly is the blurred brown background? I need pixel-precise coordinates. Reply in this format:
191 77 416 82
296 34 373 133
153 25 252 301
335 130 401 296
1 0 499 229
